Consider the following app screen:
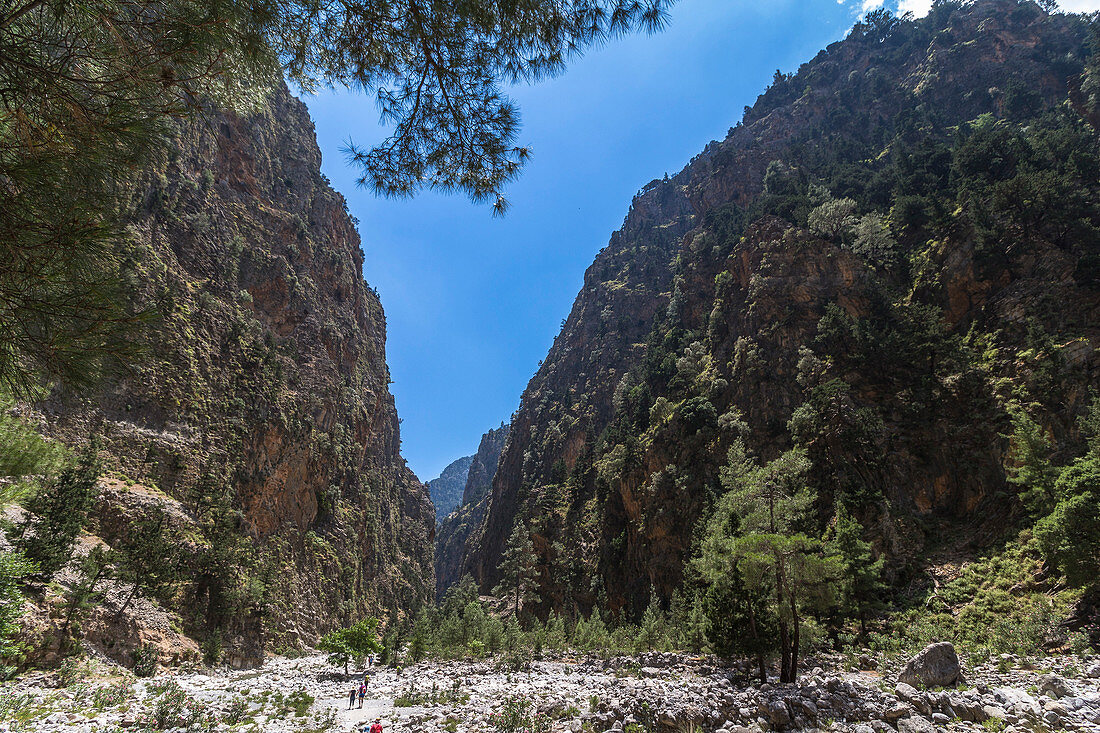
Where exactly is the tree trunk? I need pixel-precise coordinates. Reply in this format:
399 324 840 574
778 619 791 683
116 581 140 618
746 603 767 683
788 593 800 683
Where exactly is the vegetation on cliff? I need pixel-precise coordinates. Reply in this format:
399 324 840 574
463 0 1100 673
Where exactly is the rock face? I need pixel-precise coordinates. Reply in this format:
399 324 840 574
899 643 961 689
434 424 509 597
427 455 474 524
33 81 434 653
462 1 1100 617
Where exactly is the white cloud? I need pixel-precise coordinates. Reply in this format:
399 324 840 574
896 0 932 16
849 0 1100 18
1059 1 1100 12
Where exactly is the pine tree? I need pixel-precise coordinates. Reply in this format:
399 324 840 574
0 550 36 676
0 392 67 507
12 438 101 576
61 546 112 647
544 611 567 651
701 571 776 682
494 523 538 617
825 504 885 637
1006 407 1059 514
113 509 183 615
699 440 840 683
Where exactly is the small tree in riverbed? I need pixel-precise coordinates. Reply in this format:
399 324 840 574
493 523 538 617
319 618 382 677
699 441 840 683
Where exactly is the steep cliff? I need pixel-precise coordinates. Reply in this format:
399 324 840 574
428 456 475 524
33 81 434 657
435 423 509 597
465 1 1100 618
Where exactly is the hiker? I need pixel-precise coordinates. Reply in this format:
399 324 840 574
358 682 366 708
363 672 371 691
348 687 356 710
370 718 383 733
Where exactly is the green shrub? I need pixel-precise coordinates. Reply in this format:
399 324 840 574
132 643 158 678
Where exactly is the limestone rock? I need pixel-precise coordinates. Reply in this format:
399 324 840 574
898 643 961 689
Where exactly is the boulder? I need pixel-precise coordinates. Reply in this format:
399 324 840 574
896 716 935 733
898 642 960 688
1036 674 1071 699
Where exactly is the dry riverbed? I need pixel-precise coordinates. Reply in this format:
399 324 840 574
2 650 1099 733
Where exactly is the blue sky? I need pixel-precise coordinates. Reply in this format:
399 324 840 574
301 0 1100 482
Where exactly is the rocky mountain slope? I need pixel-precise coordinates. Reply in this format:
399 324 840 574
427 456 475 524
435 423 509 597
462 1 1100 619
27 81 434 662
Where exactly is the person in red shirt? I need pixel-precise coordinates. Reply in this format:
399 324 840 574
369 718 383 733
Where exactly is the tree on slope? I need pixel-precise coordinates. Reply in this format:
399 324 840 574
10 438 102 576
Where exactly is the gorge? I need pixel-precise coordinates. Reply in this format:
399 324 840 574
4 2 1100 733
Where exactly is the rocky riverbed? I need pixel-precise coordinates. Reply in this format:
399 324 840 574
2 648 1099 733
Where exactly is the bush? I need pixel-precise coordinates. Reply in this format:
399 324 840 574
132 643 159 678
488 695 552 733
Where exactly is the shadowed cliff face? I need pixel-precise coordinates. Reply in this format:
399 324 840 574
36 81 434 653
464 1 1100 618
435 424 510 598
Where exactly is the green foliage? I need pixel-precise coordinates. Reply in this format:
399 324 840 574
318 617 382 676
698 440 840 682
493 523 538 617
0 0 279 396
1035 454 1100 588
113 509 184 614
146 681 204 729
1080 393 1100 457
11 439 101 575
0 394 67 502
0 550 36 676
701 570 776 679
132 643 159 678
1006 407 1059 515
487 694 552 733
864 538 1082 660
60 546 112 648
825 504 885 635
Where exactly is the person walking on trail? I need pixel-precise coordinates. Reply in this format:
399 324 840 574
348 687 356 710
370 718 383 733
363 672 371 692
358 683 366 708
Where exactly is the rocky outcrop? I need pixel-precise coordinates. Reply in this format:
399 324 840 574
434 423 509 597
464 1 1100 617
427 455 474 525
31 81 434 656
